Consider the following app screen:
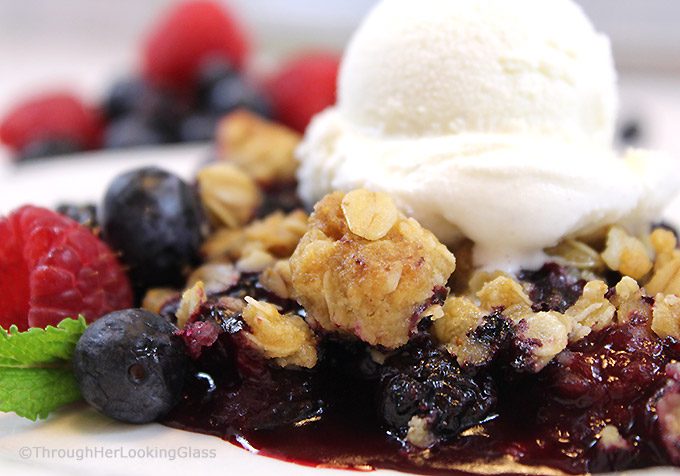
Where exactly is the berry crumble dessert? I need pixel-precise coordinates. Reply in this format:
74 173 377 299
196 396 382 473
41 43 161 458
1 0 680 475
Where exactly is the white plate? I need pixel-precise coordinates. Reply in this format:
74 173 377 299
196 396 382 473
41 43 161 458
0 147 679 476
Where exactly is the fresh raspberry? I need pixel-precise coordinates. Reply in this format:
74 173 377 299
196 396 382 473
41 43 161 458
142 1 250 91
267 52 341 133
0 206 133 331
0 93 104 155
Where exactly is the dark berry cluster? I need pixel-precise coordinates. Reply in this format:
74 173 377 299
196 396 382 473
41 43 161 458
377 336 497 445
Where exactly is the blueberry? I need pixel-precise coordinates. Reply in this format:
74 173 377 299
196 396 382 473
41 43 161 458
140 88 189 143
56 203 98 229
102 77 187 143
205 75 271 118
196 58 237 108
518 263 586 313
102 77 150 120
378 336 497 444
73 309 190 423
19 138 82 161
179 114 219 142
101 167 207 292
104 116 165 149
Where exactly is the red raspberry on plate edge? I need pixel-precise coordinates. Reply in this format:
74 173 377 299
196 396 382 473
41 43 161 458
0 206 133 331
0 93 104 157
267 52 341 133
142 0 250 92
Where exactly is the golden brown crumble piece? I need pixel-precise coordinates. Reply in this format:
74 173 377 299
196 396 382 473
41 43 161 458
564 280 615 342
610 276 652 324
236 248 276 273
515 311 571 371
545 239 604 271
433 296 488 367
142 288 180 315
202 210 309 264
216 110 301 184
244 210 308 257
476 275 532 321
187 262 240 295
647 255 680 297
260 260 294 299
176 281 207 329
340 189 399 241
290 190 456 349
650 228 679 269
202 228 245 262
467 270 512 298
601 226 653 280
652 293 680 339
242 297 317 369
196 163 261 229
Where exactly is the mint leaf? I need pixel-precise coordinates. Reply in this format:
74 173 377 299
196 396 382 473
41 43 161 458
0 368 81 420
0 317 87 420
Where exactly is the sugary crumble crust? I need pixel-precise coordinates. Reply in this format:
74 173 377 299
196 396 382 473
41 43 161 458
186 168 680 384
564 280 616 341
187 262 240 295
241 297 317 369
142 288 180 315
176 281 208 329
435 276 615 371
289 190 456 349
202 210 308 272
546 238 604 271
652 293 680 339
260 260 294 300
197 162 261 229
433 296 487 366
601 226 653 280
216 110 301 185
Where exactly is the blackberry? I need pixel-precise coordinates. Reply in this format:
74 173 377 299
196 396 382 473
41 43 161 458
378 336 497 444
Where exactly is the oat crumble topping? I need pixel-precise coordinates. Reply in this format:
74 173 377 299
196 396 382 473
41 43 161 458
241 297 317 369
289 190 456 349
216 110 301 185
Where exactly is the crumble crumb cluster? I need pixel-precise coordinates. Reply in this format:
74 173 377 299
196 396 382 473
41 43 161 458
197 163 261 229
202 210 308 273
434 226 680 375
216 110 301 185
241 297 317 369
289 190 456 349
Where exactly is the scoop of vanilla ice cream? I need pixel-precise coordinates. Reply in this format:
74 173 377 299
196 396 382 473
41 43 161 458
339 0 616 145
297 0 679 271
